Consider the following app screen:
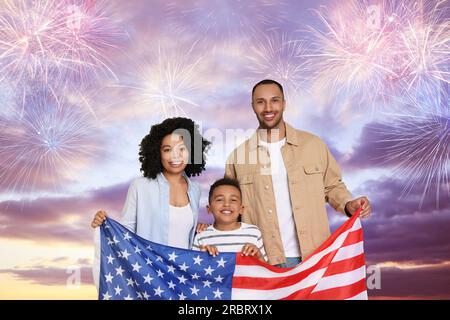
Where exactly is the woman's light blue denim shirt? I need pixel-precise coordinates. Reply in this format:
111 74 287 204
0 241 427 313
120 172 201 248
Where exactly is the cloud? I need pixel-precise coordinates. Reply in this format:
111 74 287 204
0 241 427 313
1 266 94 286
368 264 450 299
0 181 131 245
344 121 402 170
327 176 450 266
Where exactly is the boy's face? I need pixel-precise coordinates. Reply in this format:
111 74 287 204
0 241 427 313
207 185 243 225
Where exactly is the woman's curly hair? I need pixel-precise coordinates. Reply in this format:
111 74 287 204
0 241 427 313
139 117 211 179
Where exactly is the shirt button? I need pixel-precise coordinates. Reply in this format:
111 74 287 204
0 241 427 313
268 209 272 214
264 185 269 190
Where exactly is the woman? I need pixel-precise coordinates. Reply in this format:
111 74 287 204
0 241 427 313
92 117 210 287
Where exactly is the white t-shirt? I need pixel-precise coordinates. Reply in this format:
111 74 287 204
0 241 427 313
260 138 301 258
192 222 267 261
167 203 194 249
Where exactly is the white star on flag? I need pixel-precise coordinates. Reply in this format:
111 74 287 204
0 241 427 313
167 265 176 273
193 255 203 265
168 251 178 262
178 275 187 284
213 288 223 299
216 257 227 268
131 262 142 272
105 273 113 283
204 266 214 276
123 232 132 241
179 262 189 271
143 274 154 284
106 254 115 264
115 266 124 276
120 249 130 260
102 292 112 300
190 285 200 296
153 286 164 297
134 245 142 254
168 280 176 290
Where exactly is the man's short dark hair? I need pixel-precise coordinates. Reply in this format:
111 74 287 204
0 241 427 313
251 79 284 98
208 178 242 203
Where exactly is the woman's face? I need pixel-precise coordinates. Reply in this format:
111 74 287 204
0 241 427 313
160 133 190 175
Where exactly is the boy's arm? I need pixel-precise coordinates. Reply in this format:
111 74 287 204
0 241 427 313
255 229 268 262
192 236 202 251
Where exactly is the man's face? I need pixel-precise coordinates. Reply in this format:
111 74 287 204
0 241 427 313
252 83 285 130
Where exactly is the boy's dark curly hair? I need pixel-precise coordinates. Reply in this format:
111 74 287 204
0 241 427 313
139 117 211 179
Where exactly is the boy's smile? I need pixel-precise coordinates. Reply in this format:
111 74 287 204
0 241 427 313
208 185 244 231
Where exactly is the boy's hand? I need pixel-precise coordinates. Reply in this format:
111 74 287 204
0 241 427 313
196 223 210 234
91 210 107 228
200 245 219 257
241 243 262 259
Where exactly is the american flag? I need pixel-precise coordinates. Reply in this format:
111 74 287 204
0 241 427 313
98 209 367 300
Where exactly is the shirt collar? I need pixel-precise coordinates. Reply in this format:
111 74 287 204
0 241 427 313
249 122 299 151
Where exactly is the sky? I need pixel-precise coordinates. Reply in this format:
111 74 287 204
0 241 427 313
0 0 449 299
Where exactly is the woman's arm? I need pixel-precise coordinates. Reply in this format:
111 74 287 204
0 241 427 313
120 180 138 232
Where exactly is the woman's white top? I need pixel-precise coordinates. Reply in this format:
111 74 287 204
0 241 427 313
167 203 194 250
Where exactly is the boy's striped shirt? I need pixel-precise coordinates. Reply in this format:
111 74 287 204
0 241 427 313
193 223 267 261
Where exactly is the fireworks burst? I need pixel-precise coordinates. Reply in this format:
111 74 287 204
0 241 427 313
375 89 449 208
307 1 396 106
245 32 310 102
119 42 210 119
307 0 450 109
165 0 286 48
0 85 102 194
0 0 125 86
387 0 450 94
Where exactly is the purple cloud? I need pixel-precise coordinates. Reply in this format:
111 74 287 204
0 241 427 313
1 266 94 286
0 181 131 244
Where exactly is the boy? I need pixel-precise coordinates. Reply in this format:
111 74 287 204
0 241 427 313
193 178 267 262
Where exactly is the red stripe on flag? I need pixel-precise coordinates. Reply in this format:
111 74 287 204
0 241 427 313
342 229 363 247
323 253 366 277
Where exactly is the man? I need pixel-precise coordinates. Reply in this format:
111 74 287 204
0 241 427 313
225 79 372 268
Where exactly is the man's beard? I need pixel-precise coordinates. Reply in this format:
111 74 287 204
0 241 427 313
258 114 282 130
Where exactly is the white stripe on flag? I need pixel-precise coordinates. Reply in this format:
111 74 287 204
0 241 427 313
346 290 369 300
332 241 364 262
312 265 366 292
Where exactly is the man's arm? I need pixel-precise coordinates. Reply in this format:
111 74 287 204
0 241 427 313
322 142 353 215
322 142 372 218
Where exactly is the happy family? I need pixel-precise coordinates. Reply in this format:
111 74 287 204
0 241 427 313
91 79 372 274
